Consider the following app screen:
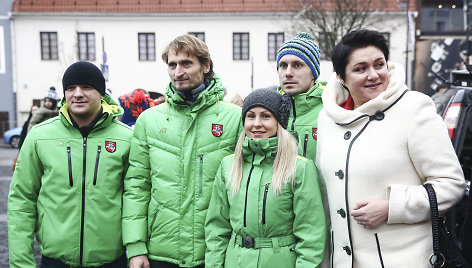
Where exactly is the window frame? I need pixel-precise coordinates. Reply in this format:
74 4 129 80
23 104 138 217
233 32 250 61
78 32 96 61
40 32 59 61
268 32 284 61
138 32 156 61
188 32 206 42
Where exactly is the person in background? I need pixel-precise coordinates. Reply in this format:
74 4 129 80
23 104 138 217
277 32 325 163
316 29 465 267
27 86 59 132
8 61 132 268
119 88 156 127
205 88 326 267
223 90 244 106
122 34 242 268
11 105 39 171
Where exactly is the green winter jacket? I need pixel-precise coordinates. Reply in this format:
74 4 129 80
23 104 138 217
280 81 325 163
8 95 132 267
122 76 243 267
205 137 326 268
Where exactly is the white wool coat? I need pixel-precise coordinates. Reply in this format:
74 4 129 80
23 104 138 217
316 63 466 268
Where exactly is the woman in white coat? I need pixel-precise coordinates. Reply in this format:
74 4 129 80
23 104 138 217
316 29 466 268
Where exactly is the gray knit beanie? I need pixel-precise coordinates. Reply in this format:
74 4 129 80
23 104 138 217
277 33 321 81
242 88 292 129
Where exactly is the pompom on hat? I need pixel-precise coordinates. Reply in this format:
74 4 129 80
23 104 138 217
62 61 106 96
276 32 321 81
242 87 292 129
45 86 58 100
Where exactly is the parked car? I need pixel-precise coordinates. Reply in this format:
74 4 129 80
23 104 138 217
431 69 472 252
3 126 22 148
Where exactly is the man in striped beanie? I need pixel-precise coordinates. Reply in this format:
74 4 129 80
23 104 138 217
276 32 325 163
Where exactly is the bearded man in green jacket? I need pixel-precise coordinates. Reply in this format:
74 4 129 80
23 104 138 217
123 35 242 268
277 33 325 163
8 61 132 267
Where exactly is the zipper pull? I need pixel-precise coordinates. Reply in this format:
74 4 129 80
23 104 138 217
200 154 203 163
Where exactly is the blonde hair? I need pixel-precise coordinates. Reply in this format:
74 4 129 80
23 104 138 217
228 123 298 197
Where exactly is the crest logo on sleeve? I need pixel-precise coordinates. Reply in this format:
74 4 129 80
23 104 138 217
212 124 223 137
105 141 116 153
312 128 318 140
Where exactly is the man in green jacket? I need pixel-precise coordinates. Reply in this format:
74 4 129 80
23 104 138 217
123 35 242 268
277 33 325 163
8 61 132 268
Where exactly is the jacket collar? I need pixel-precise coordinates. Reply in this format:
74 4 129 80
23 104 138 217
322 62 408 125
165 74 224 112
279 81 325 115
242 136 278 165
59 94 123 128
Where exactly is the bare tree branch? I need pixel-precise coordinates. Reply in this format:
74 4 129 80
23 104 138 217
290 0 387 59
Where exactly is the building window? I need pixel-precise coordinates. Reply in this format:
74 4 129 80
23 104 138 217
268 33 284 61
40 32 58 60
78 32 95 61
317 32 330 60
138 33 155 61
188 32 205 42
233 33 249 60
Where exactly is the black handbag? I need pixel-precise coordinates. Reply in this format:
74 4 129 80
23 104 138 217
424 183 470 268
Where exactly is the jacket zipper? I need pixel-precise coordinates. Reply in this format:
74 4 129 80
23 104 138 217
243 152 256 227
331 231 334 268
93 146 101 185
290 97 296 131
148 209 160 240
79 137 87 266
262 183 270 224
199 154 203 193
303 132 308 157
67 147 73 187
375 233 385 268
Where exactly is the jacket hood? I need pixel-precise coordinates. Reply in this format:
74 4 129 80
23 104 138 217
59 94 124 126
165 74 224 111
322 62 408 125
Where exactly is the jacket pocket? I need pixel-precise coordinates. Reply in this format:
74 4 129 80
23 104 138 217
93 146 101 185
148 208 160 240
67 146 73 187
375 233 386 268
262 183 270 224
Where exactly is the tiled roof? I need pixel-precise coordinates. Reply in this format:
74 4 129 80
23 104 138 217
12 0 417 13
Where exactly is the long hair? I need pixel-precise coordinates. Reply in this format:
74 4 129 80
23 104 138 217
228 123 298 197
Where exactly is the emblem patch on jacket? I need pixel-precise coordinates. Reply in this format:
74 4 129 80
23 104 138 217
212 124 223 137
105 141 116 153
312 128 318 140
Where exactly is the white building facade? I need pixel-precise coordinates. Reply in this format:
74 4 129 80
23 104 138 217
10 9 413 124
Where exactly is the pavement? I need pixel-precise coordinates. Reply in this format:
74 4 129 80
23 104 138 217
0 142 40 267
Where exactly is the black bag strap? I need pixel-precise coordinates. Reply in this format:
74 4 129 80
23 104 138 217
424 183 445 268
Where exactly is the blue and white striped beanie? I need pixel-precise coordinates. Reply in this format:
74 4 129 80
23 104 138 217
276 33 321 81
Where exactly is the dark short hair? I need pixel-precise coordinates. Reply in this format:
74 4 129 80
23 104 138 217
332 29 389 80
161 35 214 80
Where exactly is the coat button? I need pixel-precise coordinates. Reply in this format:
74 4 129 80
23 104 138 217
343 246 352 255
337 208 346 218
344 131 351 140
373 111 384 121
254 142 259 147
335 170 344 179
181 260 186 264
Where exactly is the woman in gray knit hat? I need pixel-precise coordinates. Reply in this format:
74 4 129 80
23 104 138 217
205 88 326 267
